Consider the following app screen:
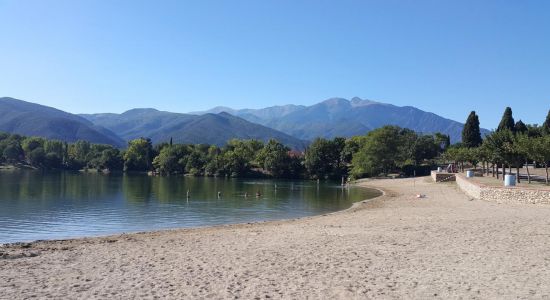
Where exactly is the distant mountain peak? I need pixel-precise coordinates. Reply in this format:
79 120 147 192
350 97 380 107
318 97 380 108
190 96 486 143
80 107 307 149
217 111 233 117
192 106 236 115
321 97 350 106
122 108 160 115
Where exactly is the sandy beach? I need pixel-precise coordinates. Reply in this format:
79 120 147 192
2 177 550 299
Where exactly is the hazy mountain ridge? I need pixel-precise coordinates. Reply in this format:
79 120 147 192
81 110 307 149
0 97 126 147
1 96 486 148
194 97 488 142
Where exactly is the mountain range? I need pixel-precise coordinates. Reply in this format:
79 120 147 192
80 109 307 149
0 96 485 148
193 97 486 143
0 97 126 147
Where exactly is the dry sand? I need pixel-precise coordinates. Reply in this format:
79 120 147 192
2 177 550 299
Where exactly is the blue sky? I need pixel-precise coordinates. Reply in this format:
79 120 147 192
0 0 549 129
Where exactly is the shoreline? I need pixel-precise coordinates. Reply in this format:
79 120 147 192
1 182 386 247
3 177 550 299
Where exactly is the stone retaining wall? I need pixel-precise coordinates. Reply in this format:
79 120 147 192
455 173 481 199
456 173 550 204
430 171 456 182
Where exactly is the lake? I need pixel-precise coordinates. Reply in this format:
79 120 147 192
0 171 381 244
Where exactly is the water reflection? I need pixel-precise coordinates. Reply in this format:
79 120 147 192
0 170 381 243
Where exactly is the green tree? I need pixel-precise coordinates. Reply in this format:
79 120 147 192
99 148 123 171
304 138 345 179
410 135 440 165
514 133 534 183
477 142 492 176
44 140 64 155
305 138 330 179
66 140 92 169
222 150 249 177
152 144 189 174
43 152 62 169
21 137 45 154
350 126 402 177
442 146 469 172
27 147 46 167
543 109 550 135
529 135 550 184
497 107 515 132
484 129 520 181
220 139 262 177
257 139 291 178
3 142 23 163
434 133 451 151
204 145 222 176
124 138 154 172
185 148 206 175
483 131 507 179
331 137 348 178
465 147 480 170
526 124 543 138
514 120 528 134
43 140 65 167
342 137 363 164
0 132 8 142
504 135 524 183
462 111 482 148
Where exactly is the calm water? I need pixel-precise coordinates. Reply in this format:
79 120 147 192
0 171 381 244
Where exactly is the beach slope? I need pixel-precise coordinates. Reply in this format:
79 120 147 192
2 177 550 299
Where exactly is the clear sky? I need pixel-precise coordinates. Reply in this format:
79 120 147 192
0 0 549 129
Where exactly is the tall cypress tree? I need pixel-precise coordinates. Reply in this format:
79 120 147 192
462 111 482 147
514 120 528 134
497 107 515 132
543 109 550 134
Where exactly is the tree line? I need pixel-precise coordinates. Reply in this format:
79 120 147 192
445 108 550 184
4 108 548 183
0 127 449 180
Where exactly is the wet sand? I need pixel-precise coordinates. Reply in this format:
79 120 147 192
2 177 550 299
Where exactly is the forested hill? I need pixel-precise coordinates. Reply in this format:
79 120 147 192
194 97 490 143
1 96 487 148
0 97 306 149
0 97 125 147
80 110 308 150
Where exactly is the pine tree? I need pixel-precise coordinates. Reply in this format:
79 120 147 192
462 111 482 148
515 120 528 134
497 107 515 132
543 109 550 135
